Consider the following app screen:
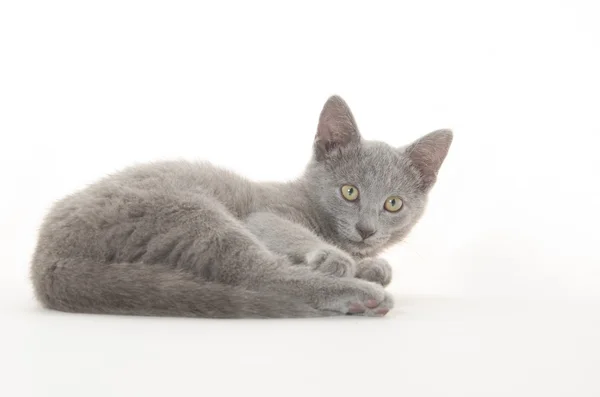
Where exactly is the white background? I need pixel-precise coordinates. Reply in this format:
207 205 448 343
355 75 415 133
1 1 599 396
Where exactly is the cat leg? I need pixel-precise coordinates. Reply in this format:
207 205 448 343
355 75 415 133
245 212 356 277
32 258 327 318
138 197 392 316
246 212 394 286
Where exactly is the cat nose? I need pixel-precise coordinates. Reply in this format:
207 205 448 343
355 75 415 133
356 225 377 240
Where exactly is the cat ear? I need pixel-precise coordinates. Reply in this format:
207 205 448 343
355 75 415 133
314 95 361 160
404 129 453 191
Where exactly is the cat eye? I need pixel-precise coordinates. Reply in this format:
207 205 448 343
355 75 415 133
341 184 359 201
384 196 403 212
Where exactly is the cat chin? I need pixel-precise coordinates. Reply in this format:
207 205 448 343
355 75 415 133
348 247 379 257
344 240 384 257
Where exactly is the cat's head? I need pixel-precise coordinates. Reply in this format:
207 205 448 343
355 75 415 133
304 95 453 256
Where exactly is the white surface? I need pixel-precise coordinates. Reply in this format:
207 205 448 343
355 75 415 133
4 287 600 397
1 1 600 396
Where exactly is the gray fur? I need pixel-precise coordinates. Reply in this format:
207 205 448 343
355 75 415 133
30 96 452 318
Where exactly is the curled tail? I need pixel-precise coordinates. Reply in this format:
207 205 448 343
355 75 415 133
31 259 327 318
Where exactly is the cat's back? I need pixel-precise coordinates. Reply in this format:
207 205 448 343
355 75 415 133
33 161 260 261
110 160 250 194
51 160 259 221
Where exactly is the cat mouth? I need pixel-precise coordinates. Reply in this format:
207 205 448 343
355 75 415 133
339 229 385 252
352 237 379 246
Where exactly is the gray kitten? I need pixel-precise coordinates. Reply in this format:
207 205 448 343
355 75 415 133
30 96 452 318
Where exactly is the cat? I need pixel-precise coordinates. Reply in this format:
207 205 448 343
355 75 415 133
30 96 452 318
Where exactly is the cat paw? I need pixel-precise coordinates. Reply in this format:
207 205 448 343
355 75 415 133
305 247 356 277
347 290 395 317
355 257 392 286
314 278 394 317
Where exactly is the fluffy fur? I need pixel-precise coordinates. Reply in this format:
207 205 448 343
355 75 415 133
30 96 452 318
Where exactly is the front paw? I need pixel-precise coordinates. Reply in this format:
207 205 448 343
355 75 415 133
305 247 356 277
355 258 392 286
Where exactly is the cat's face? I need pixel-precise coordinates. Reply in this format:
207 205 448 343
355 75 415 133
306 141 428 256
305 96 452 256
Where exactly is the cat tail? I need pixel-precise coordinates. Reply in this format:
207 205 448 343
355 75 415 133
31 259 331 318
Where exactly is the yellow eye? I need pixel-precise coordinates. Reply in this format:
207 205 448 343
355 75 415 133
384 196 403 212
341 185 359 201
